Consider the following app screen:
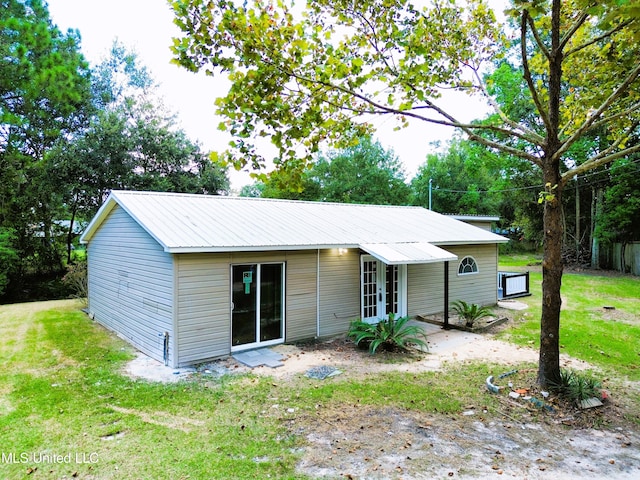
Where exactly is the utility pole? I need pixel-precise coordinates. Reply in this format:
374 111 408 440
429 178 433 211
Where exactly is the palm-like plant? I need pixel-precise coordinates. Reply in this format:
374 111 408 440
451 300 496 328
549 369 603 403
347 313 428 354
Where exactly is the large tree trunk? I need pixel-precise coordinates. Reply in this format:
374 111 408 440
538 158 564 387
537 0 564 388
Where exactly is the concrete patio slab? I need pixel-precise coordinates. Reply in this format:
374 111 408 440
232 347 285 368
407 319 483 353
498 299 530 310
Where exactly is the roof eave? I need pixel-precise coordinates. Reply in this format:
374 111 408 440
435 238 509 246
165 244 361 254
79 194 118 244
80 191 172 252
165 238 507 254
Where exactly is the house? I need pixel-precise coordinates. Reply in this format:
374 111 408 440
450 215 500 232
80 190 507 367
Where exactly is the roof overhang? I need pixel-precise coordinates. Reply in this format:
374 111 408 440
360 242 458 265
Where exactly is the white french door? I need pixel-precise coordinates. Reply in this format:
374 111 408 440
361 255 407 323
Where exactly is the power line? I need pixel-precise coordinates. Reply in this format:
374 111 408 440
429 156 640 195
434 184 542 194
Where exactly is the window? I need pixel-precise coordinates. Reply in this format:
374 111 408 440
458 256 478 275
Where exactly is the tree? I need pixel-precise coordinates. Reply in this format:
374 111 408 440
1 0 92 295
411 137 505 214
307 136 411 204
595 156 640 271
256 136 410 203
50 42 230 261
0 228 18 296
171 0 640 386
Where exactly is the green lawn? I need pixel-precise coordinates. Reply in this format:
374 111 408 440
1 265 638 478
498 258 640 380
0 300 506 479
0 301 301 479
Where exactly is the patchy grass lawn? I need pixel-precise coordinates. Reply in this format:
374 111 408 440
1 292 639 479
0 301 301 479
498 257 640 381
0 301 507 479
498 252 542 269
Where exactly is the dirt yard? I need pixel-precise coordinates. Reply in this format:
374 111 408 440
125 325 640 479
269 337 640 479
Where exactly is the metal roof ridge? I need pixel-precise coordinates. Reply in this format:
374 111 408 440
111 190 426 209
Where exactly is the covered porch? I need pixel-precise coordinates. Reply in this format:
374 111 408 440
358 242 458 328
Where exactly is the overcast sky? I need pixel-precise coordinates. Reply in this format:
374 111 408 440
47 0 495 190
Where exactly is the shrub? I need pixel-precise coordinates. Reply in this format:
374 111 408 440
62 260 88 304
549 369 602 403
347 313 428 354
451 300 496 328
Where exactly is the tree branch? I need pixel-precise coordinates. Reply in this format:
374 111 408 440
559 9 590 52
552 61 640 162
565 19 634 57
255 48 542 164
467 62 546 145
589 101 640 131
345 88 542 163
562 142 640 184
521 11 552 133
526 14 550 60
583 119 639 163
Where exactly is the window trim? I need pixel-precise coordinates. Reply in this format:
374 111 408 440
458 256 479 276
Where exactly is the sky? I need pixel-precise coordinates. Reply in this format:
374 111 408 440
46 0 496 190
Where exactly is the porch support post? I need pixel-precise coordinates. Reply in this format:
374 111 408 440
443 261 450 329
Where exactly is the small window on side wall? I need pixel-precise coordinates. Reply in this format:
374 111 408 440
458 256 478 275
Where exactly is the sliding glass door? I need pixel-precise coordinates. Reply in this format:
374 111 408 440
231 263 284 350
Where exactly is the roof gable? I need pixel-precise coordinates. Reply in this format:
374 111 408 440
80 191 507 253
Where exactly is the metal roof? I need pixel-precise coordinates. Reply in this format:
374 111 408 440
80 190 507 254
450 215 500 222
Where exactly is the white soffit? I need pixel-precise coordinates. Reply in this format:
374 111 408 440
360 242 458 265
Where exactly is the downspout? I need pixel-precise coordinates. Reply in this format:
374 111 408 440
163 332 170 366
443 261 450 329
316 249 320 338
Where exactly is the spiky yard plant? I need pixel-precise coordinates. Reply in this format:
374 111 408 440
549 369 602 403
347 313 428 354
451 300 497 328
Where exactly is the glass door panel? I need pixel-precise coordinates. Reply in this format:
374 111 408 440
259 263 283 342
362 259 379 323
232 264 257 346
362 256 406 323
231 263 285 349
385 264 399 316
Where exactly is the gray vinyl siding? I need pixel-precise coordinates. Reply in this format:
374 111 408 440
464 220 492 231
407 262 446 316
175 253 231 366
448 244 498 307
174 250 318 366
407 244 498 316
87 206 175 365
318 249 360 337
284 251 317 342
